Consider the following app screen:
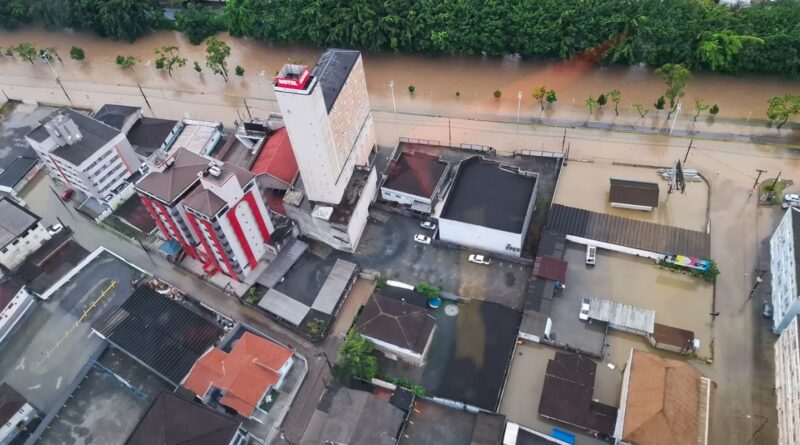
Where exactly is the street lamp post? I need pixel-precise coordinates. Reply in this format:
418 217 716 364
669 102 682 135
388 80 397 114
145 60 165 97
516 91 523 124
258 70 271 93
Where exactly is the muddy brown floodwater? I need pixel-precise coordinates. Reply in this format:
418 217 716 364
0 26 799 121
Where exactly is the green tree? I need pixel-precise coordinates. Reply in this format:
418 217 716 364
655 63 691 118
546 90 558 106
693 98 710 122
654 96 666 111
408 84 415 94
607 89 621 116
193 61 202 74
696 31 764 72
205 37 230 81
95 0 159 42
115 55 138 72
154 45 187 77
597 94 607 107
633 103 649 119
493 89 502 100
416 282 440 299
0 0 30 29
767 95 800 129
585 96 599 115
14 42 38 64
332 331 378 383
235 65 245 77
69 46 85 61
710 104 719 116
176 3 222 45
532 86 547 110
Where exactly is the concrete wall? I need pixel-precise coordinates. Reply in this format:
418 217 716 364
775 316 800 445
771 208 799 333
0 223 51 269
368 335 427 367
438 217 523 257
346 168 377 249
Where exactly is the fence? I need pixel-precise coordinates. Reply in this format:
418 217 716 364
516 149 565 158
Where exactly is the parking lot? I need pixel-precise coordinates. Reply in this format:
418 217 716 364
554 161 708 232
353 210 530 310
550 244 713 358
39 347 172 445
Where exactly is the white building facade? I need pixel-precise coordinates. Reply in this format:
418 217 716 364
0 284 34 347
770 207 800 333
0 198 51 270
26 109 141 203
776 316 800 445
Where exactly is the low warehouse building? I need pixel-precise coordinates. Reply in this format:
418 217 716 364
438 156 537 257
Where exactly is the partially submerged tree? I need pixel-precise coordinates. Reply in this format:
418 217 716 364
597 93 607 108
204 37 230 81
767 95 800 129
493 89 502 100
633 103 649 119
235 65 244 77
532 86 547 110
14 42 38 64
69 46 85 61
545 90 557 106
654 96 666 111
607 89 621 116
693 98 710 122
585 96 599 115
154 45 187 77
655 63 692 118
115 54 138 72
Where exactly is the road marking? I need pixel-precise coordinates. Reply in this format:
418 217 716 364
56 377 62 389
16 357 25 371
27 384 41 390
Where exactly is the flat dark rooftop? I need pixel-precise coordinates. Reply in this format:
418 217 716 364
609 178 659 207
14 234 88 295
441 156 536 233
538 352 616 437
93 285 224 386
383 152 447 199
0 156 38 188
546 204 711 259
312 49 360 113
127 117 178 158
112 196 157 233
0 196 40 250
94 104 140 130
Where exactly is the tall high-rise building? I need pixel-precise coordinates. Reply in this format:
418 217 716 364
273 49 378 252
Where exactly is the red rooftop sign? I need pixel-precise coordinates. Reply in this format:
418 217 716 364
275 66 310 90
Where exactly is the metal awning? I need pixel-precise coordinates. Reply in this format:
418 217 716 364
312 259 357 314
258 288 310 326
587 297 655 336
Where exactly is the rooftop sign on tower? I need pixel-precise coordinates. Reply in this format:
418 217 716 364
274 64 311 91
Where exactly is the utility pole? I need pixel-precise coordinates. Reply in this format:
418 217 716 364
561 128 567 151
683 139 693 163
752 169 767 194
388 80 396 114
242 97 253 120
136 82 156 117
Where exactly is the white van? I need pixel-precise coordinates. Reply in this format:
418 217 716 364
585 245 597 266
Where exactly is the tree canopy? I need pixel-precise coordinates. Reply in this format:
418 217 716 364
767 95 800 129
205 37 231 81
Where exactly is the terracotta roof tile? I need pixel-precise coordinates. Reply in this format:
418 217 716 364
250 128 298 185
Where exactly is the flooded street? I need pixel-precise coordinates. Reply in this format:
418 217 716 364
1 26 799 123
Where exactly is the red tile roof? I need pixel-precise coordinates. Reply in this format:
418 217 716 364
534 256 568 282
250 128 298 186
183 332 293 417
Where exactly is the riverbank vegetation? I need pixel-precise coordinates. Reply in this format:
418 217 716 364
2 0 798 78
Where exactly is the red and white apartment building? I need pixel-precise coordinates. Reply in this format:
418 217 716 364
135 148 274 282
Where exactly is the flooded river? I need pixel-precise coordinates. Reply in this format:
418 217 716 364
1 26 799 120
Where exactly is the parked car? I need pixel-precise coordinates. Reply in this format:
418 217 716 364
762 302 774 319
48 223 64 236
413 234 431 245
783 194 800 209
585 245 597 266
468 254 491 265
60 189 74 202
420 220 437 230
579 298 591 321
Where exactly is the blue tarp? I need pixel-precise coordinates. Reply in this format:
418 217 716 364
551 428 576 445
159 239 181 256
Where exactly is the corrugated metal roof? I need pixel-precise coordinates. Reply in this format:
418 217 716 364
587 297 655 335
546 204 710 258
312 259 357 314
258 288 309 326
93 285 223 385
609 178 659 208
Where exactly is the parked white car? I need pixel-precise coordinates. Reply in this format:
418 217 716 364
468 254 491 265
585 245 596 266
48 223 64 236
413 234 431 244
579 298 591 321
420 221 437 230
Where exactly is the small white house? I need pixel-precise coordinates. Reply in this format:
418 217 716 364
0 383 37 445
0 197 51 270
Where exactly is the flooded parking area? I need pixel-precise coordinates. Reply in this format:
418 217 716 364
553 244 713 358
554 161 708 232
